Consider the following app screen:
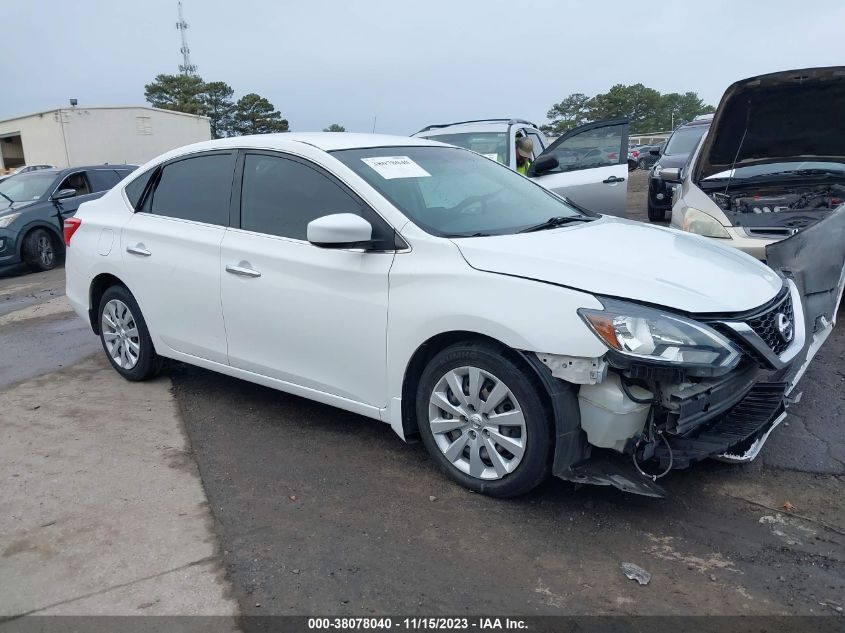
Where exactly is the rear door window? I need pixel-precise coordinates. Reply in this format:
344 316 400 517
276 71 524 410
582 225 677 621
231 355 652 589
146 152 235 225
86 169 121 192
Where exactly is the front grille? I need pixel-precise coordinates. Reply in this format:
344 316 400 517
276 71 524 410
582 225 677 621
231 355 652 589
746 290 794 355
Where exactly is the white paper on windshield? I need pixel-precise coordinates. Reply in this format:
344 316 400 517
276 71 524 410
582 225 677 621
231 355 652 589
361 156 431 179
482 153 500 162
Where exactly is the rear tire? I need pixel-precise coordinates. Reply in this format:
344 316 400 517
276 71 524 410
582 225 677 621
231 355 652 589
416 341 552 497
638 158 647 170
97 285 161 381
647 201 666 222
22 228 59 272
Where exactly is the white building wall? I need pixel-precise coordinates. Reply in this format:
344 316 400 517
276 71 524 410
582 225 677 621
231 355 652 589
61 107 211 166
0 107 212 169
0 111 67 169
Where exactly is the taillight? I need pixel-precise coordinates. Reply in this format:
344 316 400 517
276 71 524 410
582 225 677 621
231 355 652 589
631 150 639 158
608 152 618 160
64 217 82 246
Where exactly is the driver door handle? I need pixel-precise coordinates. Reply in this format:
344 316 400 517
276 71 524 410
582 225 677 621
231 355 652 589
126 245 151 257
226 264 262 278
602 175 625 184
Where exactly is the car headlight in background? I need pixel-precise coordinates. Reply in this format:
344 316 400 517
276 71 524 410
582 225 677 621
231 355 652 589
579 299 741 376
681 207 730 239
0 212 21 228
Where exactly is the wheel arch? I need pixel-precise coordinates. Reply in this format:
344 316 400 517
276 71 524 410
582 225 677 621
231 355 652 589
399 330 558 440
88 273 131 334
17 220 64 259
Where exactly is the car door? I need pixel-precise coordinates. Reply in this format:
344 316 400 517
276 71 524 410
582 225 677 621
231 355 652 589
528 119 629 216
120 151 236 364
51 171 100 226
220 150 395 406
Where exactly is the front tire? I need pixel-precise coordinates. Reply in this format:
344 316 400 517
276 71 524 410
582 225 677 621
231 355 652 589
22 228 59 272
98 285 161 381
647 201 667 222
416 342 552 497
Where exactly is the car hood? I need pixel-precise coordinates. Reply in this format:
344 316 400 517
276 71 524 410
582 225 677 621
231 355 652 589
694 66 845 182
452 218 783 314
654 152 692 170
0 200 36 214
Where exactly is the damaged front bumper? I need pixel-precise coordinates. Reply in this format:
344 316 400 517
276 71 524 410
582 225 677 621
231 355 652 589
545 208 845 498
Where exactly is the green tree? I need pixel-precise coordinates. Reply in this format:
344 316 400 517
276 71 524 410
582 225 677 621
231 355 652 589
658 91 715 129
586 83 663 133
200 81 235 138
232 93 289 135
323 123 346 132
144 74 205 114
544 84 714 135
541 93 590 135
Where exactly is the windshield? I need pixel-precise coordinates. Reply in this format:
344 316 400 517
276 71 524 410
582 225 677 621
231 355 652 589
424 132 508 165
0 172 56 202
664 125 709 156
332 146 584 237
703 161 845 181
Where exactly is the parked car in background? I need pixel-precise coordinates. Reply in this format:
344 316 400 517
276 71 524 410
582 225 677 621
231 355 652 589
635 143 663 170
647 118 712 221
414 118 630 216
66 133 836 498
627 146 643 172
0 164 54 183
0 165 136 271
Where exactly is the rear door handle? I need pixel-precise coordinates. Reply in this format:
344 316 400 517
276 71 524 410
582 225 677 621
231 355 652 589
226 264 261 278
602 176 625 184
126 245 151 257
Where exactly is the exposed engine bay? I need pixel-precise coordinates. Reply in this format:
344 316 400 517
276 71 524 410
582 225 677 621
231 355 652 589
708 183 845 235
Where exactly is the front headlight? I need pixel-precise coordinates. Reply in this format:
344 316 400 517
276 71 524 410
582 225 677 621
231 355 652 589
681 207 730 238
578 299 741 376
652 164 662 178
0 212 21 228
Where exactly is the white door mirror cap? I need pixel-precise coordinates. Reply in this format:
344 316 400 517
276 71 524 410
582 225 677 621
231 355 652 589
307 213 373 247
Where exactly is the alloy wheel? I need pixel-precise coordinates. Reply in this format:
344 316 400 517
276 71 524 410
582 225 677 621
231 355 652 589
101 299 141 369
428 366 526 480
37 234 54 268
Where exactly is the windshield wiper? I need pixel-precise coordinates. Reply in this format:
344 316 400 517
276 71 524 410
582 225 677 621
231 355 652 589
518 215 593 233
0 191 13 205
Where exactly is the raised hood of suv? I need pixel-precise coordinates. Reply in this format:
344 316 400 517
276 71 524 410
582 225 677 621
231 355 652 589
453 218 782 314
693 66 845 182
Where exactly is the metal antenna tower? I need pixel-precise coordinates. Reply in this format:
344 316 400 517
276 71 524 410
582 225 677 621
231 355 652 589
176 1 198 75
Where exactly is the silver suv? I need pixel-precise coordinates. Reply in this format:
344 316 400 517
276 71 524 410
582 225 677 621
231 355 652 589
413 118 630 216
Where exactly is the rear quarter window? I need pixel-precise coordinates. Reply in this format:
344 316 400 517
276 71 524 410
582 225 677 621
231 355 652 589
124 169 156 210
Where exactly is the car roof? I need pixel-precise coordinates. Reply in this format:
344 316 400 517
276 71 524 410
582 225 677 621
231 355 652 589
678 117 713 128
168 133 445 155
414 119 540 136
30 165 137 177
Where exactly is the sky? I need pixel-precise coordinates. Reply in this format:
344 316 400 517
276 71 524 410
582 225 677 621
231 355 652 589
2 0 843 135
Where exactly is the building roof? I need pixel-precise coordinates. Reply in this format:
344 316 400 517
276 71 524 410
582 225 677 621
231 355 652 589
0 105 210 125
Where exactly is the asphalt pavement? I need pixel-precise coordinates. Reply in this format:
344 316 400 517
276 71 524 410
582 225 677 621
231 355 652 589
1 180 843 623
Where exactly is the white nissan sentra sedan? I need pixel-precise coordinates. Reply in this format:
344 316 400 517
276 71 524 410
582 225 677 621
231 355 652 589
64 133 843 498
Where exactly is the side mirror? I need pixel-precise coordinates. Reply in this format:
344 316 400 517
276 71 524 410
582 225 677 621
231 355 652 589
307 213 373 248
52 188 76 201
649 148 661 156
530 154 559 176
660 167 681 182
